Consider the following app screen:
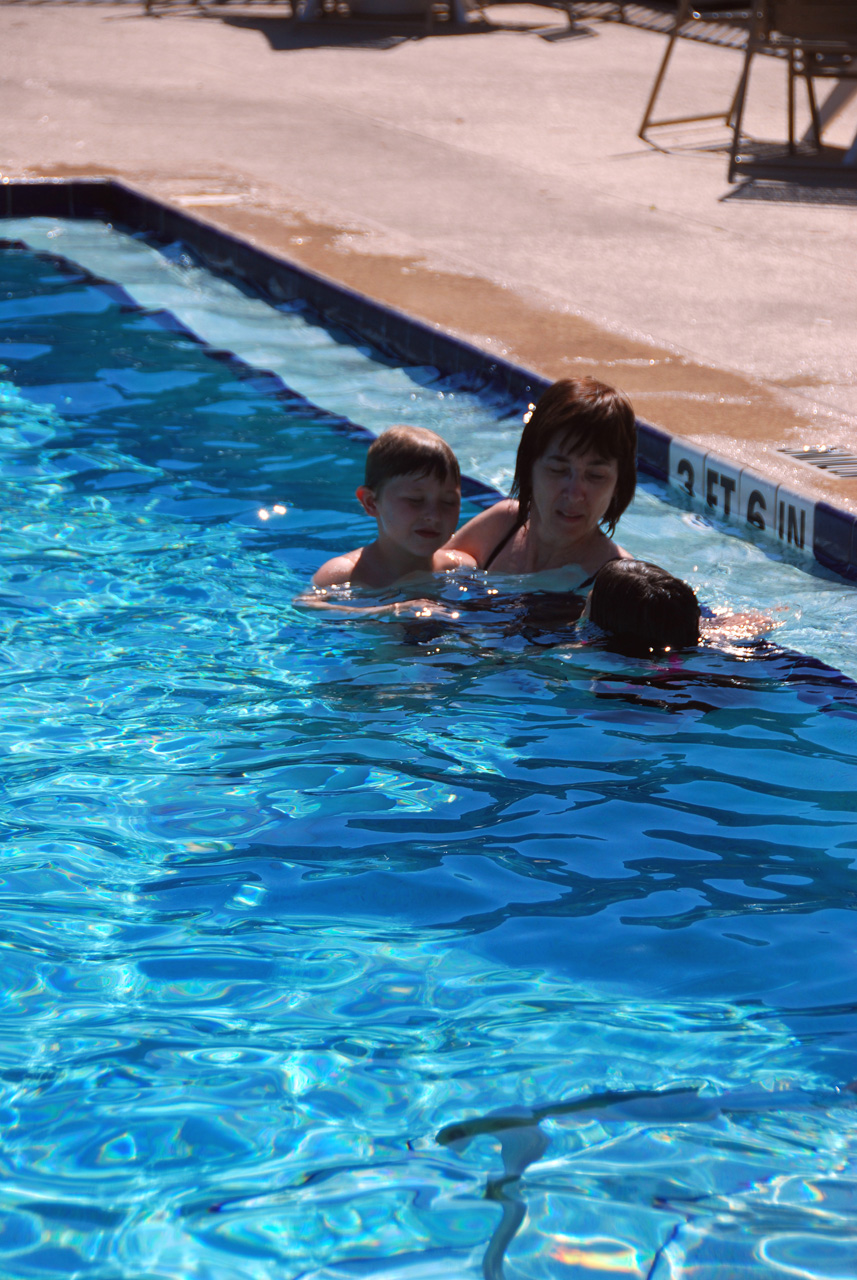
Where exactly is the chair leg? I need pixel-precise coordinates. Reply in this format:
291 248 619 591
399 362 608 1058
804 71 821 148
638 0 690 141
728 38 760 182
725 71 745 131
787 48 796 152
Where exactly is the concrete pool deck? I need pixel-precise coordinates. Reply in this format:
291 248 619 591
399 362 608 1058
2 0 857 514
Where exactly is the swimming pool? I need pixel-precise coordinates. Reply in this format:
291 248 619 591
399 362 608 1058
1 220 857 1280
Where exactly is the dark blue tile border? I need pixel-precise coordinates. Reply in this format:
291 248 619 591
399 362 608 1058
814 502 857 583
54 179 547 405
3 177 856 580
635 419 671 481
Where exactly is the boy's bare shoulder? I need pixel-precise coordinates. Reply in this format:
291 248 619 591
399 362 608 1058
312 549 362 588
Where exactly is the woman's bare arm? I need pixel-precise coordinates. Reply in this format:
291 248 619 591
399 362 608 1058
296 593 462 621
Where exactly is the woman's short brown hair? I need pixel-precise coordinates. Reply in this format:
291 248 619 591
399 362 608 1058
365 425 460 494
510 378 637 536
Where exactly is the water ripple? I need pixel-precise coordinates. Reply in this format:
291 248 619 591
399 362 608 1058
0 232 856 1278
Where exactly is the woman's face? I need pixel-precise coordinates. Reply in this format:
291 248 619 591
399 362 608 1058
530 436 619 544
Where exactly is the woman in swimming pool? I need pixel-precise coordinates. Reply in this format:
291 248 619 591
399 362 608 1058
447 377 636 583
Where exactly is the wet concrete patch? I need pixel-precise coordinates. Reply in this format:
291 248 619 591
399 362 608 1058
107 186 857 515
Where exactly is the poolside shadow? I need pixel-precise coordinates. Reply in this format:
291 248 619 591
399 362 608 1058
218 13 430 49
208 10 507 50
721 179 857 208
205 9 580 50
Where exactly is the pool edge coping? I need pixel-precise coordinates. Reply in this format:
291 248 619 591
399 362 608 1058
3 176 856 582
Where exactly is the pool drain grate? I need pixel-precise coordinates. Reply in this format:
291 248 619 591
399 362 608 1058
779 444 857 478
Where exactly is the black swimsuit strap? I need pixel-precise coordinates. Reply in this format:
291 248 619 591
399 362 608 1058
483 520 524 570
484 527 615 583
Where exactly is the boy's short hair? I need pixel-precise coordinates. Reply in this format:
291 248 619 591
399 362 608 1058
365 426 460 494
511 378 637 537
589 559 700 655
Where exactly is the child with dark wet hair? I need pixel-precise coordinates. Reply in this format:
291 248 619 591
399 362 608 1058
312 425 476 589
587 559 700 655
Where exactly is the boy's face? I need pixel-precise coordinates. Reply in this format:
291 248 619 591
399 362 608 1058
358 470 461 557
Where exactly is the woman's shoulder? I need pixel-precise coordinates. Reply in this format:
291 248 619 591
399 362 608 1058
595 537 632 570
448 499 520 560
574 539 632 588
434 547 479 572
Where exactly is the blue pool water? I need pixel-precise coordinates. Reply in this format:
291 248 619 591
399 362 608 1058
1 222 857 1280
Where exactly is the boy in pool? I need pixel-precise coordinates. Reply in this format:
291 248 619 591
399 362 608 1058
312 425 477 589
586 559 700 655
585 559 774 654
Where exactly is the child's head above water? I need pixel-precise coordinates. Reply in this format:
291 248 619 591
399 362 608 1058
311 425 476 589
364 424 460 495
588 559 700 655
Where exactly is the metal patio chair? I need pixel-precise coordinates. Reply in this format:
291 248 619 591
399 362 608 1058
638 1 753 143
728 1 857 182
